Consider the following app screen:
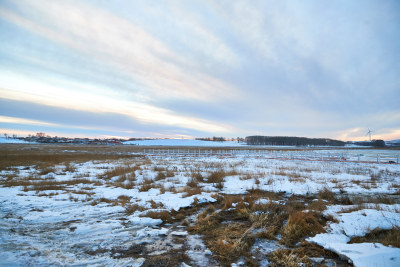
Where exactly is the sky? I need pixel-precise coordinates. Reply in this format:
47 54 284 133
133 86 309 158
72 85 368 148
0 0 399 141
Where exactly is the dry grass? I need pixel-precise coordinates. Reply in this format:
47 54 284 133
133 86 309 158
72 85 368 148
154 171 166 181
190 210 254 266
252 203 288 240
280 211 326 247
307 199 327 213
189 194 288 266
269 248 310 267
190 171 204 182
38 166 56 175
142 210 173 224
183 186 201 197
318 187 337 202
125 204 145 215
63 162 76 172
141 249 190 267
138 183 152 192
207 170 226 184
209 222 254 265
186 178 199 188
1 176 100 193
99 165 140 180
350 227 400 247
0 144 141 171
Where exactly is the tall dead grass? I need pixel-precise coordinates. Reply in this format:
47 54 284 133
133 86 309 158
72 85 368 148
280 211 326 246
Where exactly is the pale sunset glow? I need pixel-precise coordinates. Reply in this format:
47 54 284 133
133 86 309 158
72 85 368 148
0 0 399 140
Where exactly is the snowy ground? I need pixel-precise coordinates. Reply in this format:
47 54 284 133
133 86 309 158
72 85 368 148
0 145 399 266
123 139 246 147
308 204 400 266
0 137 33 144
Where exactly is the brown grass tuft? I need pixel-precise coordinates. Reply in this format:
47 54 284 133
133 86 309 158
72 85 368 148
350 227 400 248
125 204 145 215
207 170 226 184
138 183 152 192
154 171 166 181
183 186 202 197
269 248 310 267
318 187 336 202
280 211 326 246
142 210 173 223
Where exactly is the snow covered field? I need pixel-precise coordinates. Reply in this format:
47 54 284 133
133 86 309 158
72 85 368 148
0 137 33 144
0 144 399 266
123 139 246 147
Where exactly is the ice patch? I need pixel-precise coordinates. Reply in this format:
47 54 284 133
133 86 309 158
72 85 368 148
128 216 163 226
308 205 400 267
328 243 400 266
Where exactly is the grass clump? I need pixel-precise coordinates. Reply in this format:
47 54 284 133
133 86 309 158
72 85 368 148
125 204 145 215
269 248 310 267
280 211 326 246
142 210 173 224
207 170 226 184
138 184 152 192
183 186 201 197
100 165 139 180
141 249 190 267
154 171 166 181
318 187 337 202
350 227 400 248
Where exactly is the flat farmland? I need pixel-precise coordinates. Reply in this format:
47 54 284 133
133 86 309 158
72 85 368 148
1 144 399 266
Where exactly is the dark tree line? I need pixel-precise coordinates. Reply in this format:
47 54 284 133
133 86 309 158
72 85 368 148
245 136 346 146
196 137 226 142
353 140 386 147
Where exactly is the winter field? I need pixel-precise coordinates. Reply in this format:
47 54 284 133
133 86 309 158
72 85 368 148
0 144 399 266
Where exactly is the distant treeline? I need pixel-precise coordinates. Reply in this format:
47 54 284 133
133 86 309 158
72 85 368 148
353 140 386 147
245 136 345 146
195 137 226 142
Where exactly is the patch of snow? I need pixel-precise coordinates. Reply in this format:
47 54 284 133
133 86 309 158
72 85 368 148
327 243 400 266
0 137 33 144
171 231 188 236
128 216 163 226
123 139 246 147
135 227 168 238
186 235 214 267
308 205 400 267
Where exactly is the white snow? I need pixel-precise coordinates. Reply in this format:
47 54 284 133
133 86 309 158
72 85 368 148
128 216 163 226
1 147 399 266
123 139 246 147
171 231 188 236
0 137 33 144
135 227 169 238
308 205 400 266
186 235 214 267
326 243 400 267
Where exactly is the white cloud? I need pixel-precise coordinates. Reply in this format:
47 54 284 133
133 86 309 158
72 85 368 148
0 0 240 102
0 115 58 127
0 71 234 133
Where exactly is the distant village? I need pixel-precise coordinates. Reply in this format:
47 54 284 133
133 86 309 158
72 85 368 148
3 132 128 145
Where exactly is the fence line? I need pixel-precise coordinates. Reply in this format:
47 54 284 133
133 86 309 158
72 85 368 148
140 149 399 164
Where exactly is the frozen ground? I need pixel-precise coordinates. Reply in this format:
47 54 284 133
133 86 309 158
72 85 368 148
308 204 400 266
0 137 33 144
0 145 399 266
123 139 246 147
